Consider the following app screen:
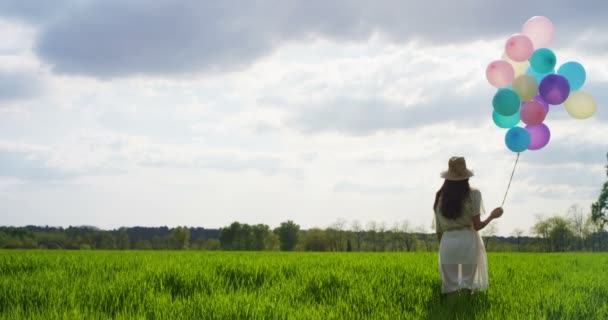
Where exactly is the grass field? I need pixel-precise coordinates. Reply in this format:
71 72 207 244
1 251 607 319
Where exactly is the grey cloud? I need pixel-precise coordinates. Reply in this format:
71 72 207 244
15 0 608 77
0 0 78 24
333 181 406 195
140 154 283 176
0 150 75 181
289 86 489 134
521 141 607 167
583 82 608 121
0 71 45 102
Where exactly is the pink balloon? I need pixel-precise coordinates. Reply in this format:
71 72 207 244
526 123 551 150
520 100 547 125
522 16 554 49
486 60 515 88
505 34 534 62
533 94 549 114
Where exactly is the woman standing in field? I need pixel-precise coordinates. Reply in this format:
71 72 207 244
433 156 503 295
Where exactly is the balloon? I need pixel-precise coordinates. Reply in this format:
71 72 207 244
539 74 570 105
557 61 586 91
530 48 556 74
512 75 538 101
493 110 520 128
520 100 546 125
493 89 521 116
564 91 596 119
502 53 529 77
526 123 551 150
533 94 550 113
505 127 531 153
522 16 554 49
526 66 554 84
486 60 515 88
505 34 534 61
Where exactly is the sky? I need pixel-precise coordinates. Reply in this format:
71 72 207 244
0 0 607 236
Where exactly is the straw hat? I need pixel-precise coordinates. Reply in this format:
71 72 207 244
440 156 474 181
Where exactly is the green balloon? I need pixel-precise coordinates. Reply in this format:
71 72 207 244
492 110 520 128
492 88 521 116
530 48 556 74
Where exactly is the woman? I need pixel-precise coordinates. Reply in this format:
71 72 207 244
433 156 503 295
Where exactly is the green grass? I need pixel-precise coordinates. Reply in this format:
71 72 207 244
1 251 607 319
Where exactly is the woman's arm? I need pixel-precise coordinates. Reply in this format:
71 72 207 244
473 207 503 231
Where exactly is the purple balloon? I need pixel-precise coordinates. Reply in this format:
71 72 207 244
539 74 570 105
526 123 551 150
533 94 550 114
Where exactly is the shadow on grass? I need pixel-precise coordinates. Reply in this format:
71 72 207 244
424 285 491 320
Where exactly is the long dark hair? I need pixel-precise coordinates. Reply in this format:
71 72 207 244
433 179 471 219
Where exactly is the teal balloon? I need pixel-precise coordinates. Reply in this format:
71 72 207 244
530 48 556 74
493 110 520 128
526 66 554 84
492 88 521 116
557 61 586 91
505 127 531 153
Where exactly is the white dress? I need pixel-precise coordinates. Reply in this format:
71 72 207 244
434 188 489 294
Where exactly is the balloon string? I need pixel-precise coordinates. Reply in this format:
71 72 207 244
501 152 520 208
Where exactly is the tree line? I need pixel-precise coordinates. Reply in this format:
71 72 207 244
1 215 606 252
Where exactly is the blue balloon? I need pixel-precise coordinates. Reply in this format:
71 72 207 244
530 48 556 74
505 127 531 152
526 66 554 84
493 110 520 129
492 89 521 116
557 61 586 91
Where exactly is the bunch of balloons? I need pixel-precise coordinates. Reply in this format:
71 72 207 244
486 16 597 153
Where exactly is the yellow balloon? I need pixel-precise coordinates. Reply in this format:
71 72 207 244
502 52 529 77
512 75 538 101
564 91 596 119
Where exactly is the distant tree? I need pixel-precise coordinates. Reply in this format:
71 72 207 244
591 152 608 231
201 239 221 250
219 222 237 250
117 227 130 250
532 216 551 252
482 223 498 251
346 239 352 252
0 231 8 248
302 228 328 251
274 220 300 251
416 224 432 252
547 217 575 252
169 226 190 250
533 216 575 252
568 204 587 250
351 220 363 251
331 219 347 251
263 231 280 251
511 228 524 252
135 239 153 250
252 224 271 251
366 221 378 251
400 221 417 252
96 232 117 250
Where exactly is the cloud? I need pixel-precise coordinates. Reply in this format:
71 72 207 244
140 153 283 176
333 180 407 195
0 150 75 181
288 86 489 134
22 0 608 77
0 70 45 102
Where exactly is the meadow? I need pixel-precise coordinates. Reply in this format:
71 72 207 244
0 251 607 319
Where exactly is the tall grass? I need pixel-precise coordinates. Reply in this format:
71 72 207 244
0 251 607 319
